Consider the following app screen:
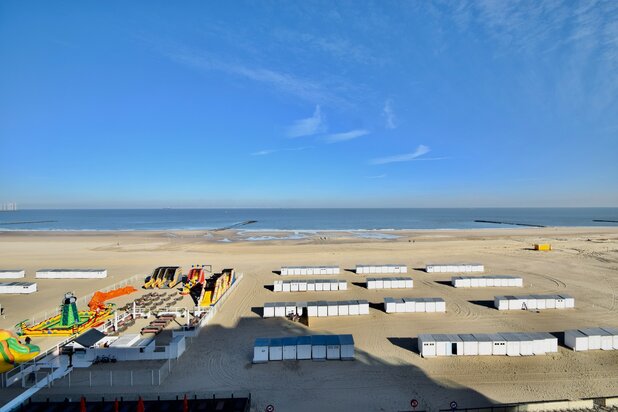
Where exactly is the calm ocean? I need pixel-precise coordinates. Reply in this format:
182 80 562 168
0 208 617 231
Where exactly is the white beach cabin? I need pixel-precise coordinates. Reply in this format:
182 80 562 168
565 330 589 351
269 338 283 361
339 334 355 360
253 338 269 363
296 336 312 360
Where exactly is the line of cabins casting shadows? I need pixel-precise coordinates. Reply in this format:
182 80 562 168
347 268 429 274
263 282 369 290
251 302 391 317
38 316 496 412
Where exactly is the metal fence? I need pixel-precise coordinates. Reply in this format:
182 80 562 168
52 343 189 388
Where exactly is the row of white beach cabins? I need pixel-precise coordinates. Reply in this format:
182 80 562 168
253 334 355 363
273 277 414 292
0 269 108 295
0 269 108 279
420 327 618 357
263 298 447 317
274 276 525 291
494 294 574 310
279 264 485 276
263 294 574 317
254 328 618 363
419 332 559 357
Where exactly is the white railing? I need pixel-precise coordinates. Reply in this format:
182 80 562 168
1 337 72 388
25 273 144 327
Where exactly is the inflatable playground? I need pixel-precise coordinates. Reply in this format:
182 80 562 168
181 265 211 295
144 266 182 289
144 265 235 307
190 268 236 307
0 329 40 372
16 288 136 337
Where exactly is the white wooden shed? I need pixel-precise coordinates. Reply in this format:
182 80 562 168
269 338 283 361
433 334 452 356
565 330 589 351
472 334 493 355
579 328 601 350
489 333 507 355
0 270 25 279
339 334 355 360
501 333 521 356
418 334 436 358
459 334 479 356
446 334 464 356
263 302 275 318
296 336 312 359
282 337 297 360
253 338 269 363
601 327 618 349
326 335 341 360
311 335 327 360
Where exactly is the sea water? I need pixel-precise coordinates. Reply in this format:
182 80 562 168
0 208 616 231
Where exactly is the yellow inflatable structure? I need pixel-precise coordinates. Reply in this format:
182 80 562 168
0 329 40 373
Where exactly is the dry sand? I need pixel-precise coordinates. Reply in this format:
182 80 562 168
1 227 618 411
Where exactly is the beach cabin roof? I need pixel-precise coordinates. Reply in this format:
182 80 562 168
282 337 297 346
339 334 354 345
254 338 270 347
75 329 106 348
297 336 312 345
311 335 327 345
325 335 339 345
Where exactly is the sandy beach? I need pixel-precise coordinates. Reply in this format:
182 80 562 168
1 226 618 411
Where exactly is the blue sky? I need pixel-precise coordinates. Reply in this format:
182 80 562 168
1 1 617 208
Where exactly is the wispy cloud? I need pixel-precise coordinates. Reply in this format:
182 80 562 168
367 174 387 179
370 144 432 165
272 29 382 65
324 129 370 143
437 1 618 111
286 105 325 138
382 99 396 129
251 146 311 156
145 38 351 106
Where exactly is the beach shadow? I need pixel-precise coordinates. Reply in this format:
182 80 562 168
251 307 263 317
434 280 453 287
412 267 427 273
369 302 385 312
344 268 357 274
522 247 536 251
352 282 367 289
388 337 419 355
469 300 495 309
41 316 498 411
263 285 274 292
272 270 281 275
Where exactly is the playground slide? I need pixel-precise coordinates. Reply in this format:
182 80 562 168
88 286 137 311
199 269 235 307
0 329 40 372
144 267 163 288
153 266 181 288
181 267 203 295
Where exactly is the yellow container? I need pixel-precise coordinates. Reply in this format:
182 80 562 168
534 243 551 251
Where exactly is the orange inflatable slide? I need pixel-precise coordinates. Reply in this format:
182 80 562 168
88 286 138 311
